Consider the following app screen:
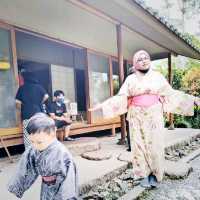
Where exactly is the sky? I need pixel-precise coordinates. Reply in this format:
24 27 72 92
143 0 200 37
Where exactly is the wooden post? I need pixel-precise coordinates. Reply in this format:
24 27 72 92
168 53 174 130
85 49 92 124
116 24 126 144
109 57 114 97
11 29 21 126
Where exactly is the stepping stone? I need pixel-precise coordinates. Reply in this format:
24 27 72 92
164 160 193 179
81 150 112 161
117 152 132 163
64 137 101 156
119 185 145 200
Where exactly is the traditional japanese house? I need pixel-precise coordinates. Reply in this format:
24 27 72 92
0 0 199 151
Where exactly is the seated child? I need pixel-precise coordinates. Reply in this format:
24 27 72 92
49 90 75 141
7 113 79 200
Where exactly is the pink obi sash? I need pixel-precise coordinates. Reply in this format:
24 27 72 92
130 94 160 107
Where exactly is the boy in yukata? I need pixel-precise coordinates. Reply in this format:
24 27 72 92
7 113 79 200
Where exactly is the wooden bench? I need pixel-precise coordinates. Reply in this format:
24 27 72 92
0 127 23 162
56 122 119 142
70 122 119 137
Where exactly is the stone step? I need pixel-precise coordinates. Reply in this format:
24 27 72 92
81 150 112 161
164 160 193 179
63 137 101 156
79 134 200 199
119 186 145 200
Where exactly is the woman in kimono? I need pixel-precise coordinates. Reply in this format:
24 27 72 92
89 50 200 188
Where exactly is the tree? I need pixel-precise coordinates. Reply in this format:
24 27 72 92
181 33 200 96
172 67 185 90
176 0 200 32
163 0 174 21
183 32 200 49
182 65 200 95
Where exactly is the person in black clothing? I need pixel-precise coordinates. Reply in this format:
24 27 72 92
49 90 74 141
126 66 135 152
15 71 49 149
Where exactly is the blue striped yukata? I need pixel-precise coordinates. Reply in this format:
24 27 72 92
8 139 79 200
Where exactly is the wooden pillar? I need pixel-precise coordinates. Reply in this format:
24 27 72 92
85 49 92 124
168 53 174 130
11 29 21 126
109 57 114 97
116 24 126 144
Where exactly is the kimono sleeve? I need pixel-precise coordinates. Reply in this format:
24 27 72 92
101 78 130 119
55 150 79 200
158 74 195 116
7 148 39 198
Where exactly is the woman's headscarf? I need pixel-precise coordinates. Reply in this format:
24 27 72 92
133 50 151 71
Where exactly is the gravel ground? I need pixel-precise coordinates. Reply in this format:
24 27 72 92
165 137 200 161
138 156 200 200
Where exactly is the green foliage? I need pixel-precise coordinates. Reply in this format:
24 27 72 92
183 33 200 50
173 115 192 128
182 65 200 95
172 67 185 90
154 33 200 129
184 107 200 128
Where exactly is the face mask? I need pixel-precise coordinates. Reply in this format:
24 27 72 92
137 68 150 74
57 97 65 104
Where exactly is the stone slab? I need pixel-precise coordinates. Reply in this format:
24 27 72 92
117 152 132 163
180 148 200 163
119 185 145 200
63 137 101 156
81 150 112 161
164 160 193 179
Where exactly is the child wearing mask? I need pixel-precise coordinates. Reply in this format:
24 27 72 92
49 90 75 141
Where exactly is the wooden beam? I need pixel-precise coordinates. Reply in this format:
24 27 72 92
109 57 114 96
116 24 126 144
168 53 174 130
11 29 22 126
168 53 172 84
85 49 92 124
70 123 121 136
117 24 124 84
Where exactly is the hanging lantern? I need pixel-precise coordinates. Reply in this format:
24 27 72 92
0 60 10 70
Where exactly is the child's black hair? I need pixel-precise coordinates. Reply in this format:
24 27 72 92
27 113 56 135
54 90 64 97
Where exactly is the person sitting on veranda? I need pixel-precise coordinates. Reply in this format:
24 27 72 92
49 90 75 141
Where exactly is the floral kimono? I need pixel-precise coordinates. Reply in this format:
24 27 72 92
100 69 196 181
8 139 79 200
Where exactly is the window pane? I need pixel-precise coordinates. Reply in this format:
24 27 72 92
0 28 17 127
112 60 120 95
88 52 110 121
51 64 75 102
126 62 133 76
